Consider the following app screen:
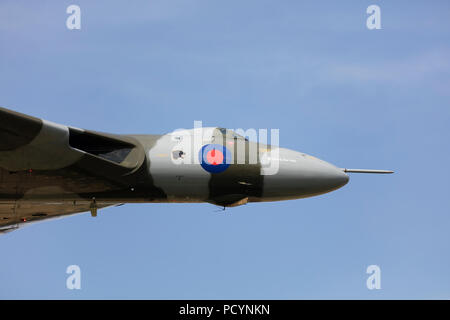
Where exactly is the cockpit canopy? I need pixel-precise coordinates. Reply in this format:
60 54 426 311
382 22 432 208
217 128 249 141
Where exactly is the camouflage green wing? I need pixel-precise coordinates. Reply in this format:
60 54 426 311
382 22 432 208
0 201 117 234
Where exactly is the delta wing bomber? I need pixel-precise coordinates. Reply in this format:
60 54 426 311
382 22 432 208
0 107 393 233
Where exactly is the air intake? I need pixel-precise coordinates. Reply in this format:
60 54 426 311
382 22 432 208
69 128 135 164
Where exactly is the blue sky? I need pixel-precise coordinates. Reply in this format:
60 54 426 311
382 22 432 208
0 0 449 299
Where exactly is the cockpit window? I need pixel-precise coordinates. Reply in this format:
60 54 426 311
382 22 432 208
217 128 249 141
172 150 185 160
218 128 228 136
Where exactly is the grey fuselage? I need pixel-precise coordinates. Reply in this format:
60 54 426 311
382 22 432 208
0 107 349 231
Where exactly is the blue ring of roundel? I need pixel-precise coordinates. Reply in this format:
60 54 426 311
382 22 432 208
199 144 232 174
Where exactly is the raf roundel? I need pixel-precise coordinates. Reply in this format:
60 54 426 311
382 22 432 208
199 144 232 174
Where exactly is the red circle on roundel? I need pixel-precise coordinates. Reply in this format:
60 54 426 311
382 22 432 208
206 149 224 166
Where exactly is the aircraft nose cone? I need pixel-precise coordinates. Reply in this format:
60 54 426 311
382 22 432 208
262 148 349 200
296 153 349 194
317 161 349 190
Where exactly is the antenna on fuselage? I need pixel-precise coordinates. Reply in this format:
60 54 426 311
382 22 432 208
342 169 394 174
